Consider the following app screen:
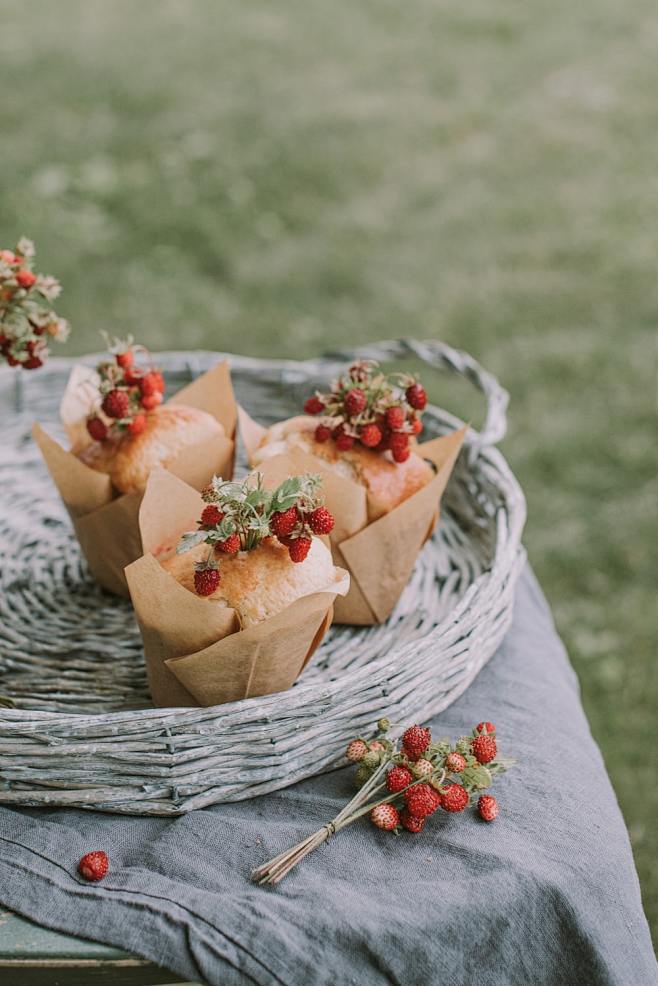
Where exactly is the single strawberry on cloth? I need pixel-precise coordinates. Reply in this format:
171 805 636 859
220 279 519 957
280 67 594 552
239 359 465 625
125 468 349 707
33 336 237 596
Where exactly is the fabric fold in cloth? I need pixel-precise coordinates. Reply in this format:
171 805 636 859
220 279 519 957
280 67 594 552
0 565 655 986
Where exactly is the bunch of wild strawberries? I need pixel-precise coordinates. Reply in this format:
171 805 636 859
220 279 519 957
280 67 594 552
176 472 335 595
85 336 166 443
347 720 510 832
303 359 428 463
0 238 70 370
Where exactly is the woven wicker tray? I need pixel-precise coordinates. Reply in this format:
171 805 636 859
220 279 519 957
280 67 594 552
0 339 526 815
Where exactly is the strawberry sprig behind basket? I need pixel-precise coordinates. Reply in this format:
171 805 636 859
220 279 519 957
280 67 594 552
85 334 166 442
0 238 70 369
303 359 428 462
177 472 335 594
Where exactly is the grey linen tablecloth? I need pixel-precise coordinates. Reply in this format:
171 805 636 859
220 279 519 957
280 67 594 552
0 565 655 986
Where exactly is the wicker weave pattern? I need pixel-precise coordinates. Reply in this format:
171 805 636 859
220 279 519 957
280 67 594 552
0 340 526 815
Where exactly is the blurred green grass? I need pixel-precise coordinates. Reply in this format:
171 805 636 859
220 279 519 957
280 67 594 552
1 0 656 936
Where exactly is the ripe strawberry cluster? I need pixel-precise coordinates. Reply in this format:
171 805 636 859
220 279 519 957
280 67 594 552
303 359 427 463
346 720 507 834
0 238 70 370
176 472 335 595
85 336 166 443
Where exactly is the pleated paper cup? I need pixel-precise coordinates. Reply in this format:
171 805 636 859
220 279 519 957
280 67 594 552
125 468 350 708
240 407 465 625
34 360 237 596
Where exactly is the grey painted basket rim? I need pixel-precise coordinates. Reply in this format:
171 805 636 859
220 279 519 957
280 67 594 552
0 338 526 814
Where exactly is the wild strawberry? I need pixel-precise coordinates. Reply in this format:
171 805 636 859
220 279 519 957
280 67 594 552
363 750 382 769
102 389 130 419
86 416 108 441
404 783 441 818
22 356 44 370
478 795 499 822
346 739 368 763
412 758 434 779
127 413 146 436
389 431 409 455
475 721 496 736
78 850 109 882
140 391 163 410
440 783 469 813
270 506 298 537
400 809 425 834
335 432 355 452
369 741 386 752
370 804 399 831
359 423 382 448
123 367 143 386
344 388 366 416
392 446 410 463
116 349 133 370
304 395 325 415
0 250 17 264
445 752 467 774
288 537 312 562
215 533 241 554
314 424 331 442
402 725 431 760
140 370 166 396
194 566 220 596
16 269 37 289
472 734 497 765
385 405 406 430
308 507 334 535
386 765 413 793
410 416 423 435
201 504 224 527
406 382 427 410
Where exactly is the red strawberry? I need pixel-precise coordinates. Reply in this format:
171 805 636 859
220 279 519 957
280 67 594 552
445 752 466 774
201 504 224 527
478 795 499 822
359 423 382 448
116 350 134 370
370 804 399 831
471 734 497 765
22 356 44 370
16 269 37 289
404 783 441 818
475 721 496 736
400 809 426 833
402 725 431 760
410 416 423 435
0 250 17 264
127 413 146 436
288 537 312 563
346 739 368 763
86 416 108 441
406 383 427 410
123 367 143 386
335 432 355 452
194 566 220 596
308 507 334 535
386 765 413 793
392 446 410 463
304 396 325 415
385 405 406 430
215 533 240 554
440 783 469 813
140 391 163 410
140 370 166 396
270 506 298 537
78 850 109 882
314 424 331 443
389 431 409 457
102 389 130 419
344 388 366 416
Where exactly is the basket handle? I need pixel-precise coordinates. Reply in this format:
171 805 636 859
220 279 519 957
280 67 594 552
320 339 509 456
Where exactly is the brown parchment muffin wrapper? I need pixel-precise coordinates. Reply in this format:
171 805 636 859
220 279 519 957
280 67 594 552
239 406 466 625
125 468 350 708
33 360 237 597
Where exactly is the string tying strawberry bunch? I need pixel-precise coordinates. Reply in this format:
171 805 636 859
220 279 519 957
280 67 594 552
303 360 428 463
177 472 335 594
0 238 70 370
85 335 166 442
252 720 514 884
